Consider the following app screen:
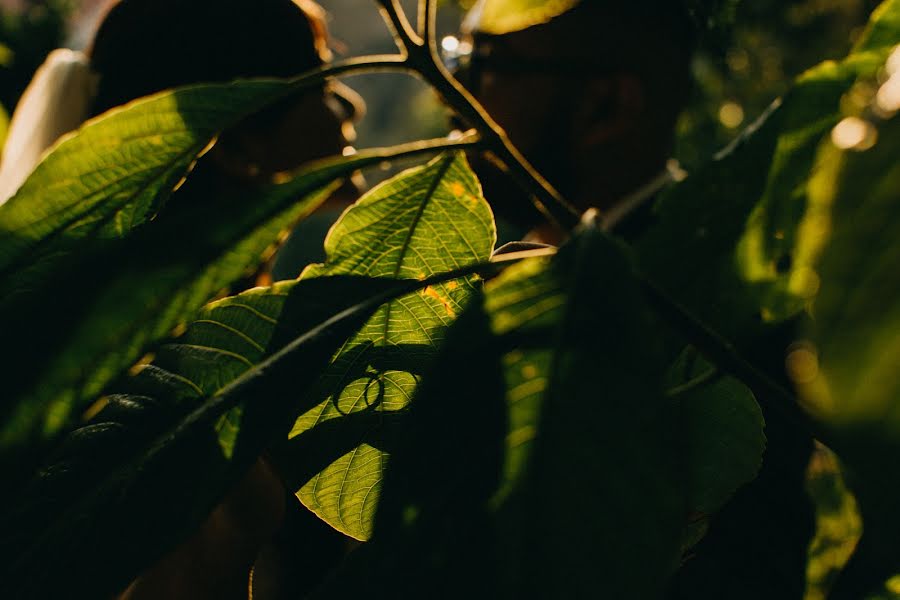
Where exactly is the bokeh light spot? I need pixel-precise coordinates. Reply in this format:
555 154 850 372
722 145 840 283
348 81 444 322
831 117 877 151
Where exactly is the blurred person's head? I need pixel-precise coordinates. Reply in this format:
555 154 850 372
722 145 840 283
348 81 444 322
88 0 363 183
459 0 697 229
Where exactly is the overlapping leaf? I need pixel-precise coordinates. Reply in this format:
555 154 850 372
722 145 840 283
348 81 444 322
284 152 496 540
0 128 464 459
0 274 393 599
473 0 579 34
0 76 314 451
0 79 298 290
321 223 686 597
47 152 497 545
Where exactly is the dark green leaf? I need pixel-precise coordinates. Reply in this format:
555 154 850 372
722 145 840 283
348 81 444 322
790 60 900 597
665 349 765 524
0 274 392 598
326 223 686 597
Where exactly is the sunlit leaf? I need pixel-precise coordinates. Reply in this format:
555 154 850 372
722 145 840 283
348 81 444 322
0 125 467 461
473 0 580 35
793 85 900 599
285 152 496 540
854 0 900 53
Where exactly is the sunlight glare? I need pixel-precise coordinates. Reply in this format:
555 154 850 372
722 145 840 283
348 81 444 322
886 45 900 76
831 117 877 151
441 35 460 53
876 72 900 113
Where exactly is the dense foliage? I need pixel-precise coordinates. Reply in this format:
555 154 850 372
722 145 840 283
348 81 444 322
0 0 899 598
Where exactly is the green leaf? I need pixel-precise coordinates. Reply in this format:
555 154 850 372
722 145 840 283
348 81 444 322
0 79 294 279
322 224 686 597
791 64 900 598
484 229 685 598
854 0 900 53
0 135 469 458
284 152 496 540
0 248 522 598
665 349 766 520
796 112 900 433
473 0 580 35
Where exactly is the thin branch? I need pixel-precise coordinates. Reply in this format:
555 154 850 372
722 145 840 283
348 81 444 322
639 276 822 439
375 0 423 53
419 0 439 52
291 54 409 83
311 130 481 170
665 367 720 398
385 0 581 233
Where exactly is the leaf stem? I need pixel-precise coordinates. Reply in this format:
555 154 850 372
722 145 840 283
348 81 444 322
375 0 423 53
639 276 820 437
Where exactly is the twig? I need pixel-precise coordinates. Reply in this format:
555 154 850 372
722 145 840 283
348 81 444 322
419 0 439 52
639 276 819 437
374 0 423 53
370 0 815 442
375 0 582 233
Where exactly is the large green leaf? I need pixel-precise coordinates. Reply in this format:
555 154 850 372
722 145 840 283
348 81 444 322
0 135 468 459
473 0 580 35
49 152 497 544
284 152 496 540
0 79 296 286
320 223 686 597
854 0 900 52
0 246 521 598
789 60 900 598
485 229 684 598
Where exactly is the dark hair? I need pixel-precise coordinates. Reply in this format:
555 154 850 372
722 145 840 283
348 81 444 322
88 0 329 116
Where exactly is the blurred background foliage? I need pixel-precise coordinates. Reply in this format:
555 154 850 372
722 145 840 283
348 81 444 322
677 0 885 168
0 0 892 597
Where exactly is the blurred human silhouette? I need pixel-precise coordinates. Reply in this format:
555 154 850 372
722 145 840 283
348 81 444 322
456 0 695 239
0 0 363 204
0 1 363 598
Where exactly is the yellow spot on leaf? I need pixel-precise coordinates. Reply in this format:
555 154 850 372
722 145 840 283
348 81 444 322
521 364 538 379
450 182 465 197
422 286 455 317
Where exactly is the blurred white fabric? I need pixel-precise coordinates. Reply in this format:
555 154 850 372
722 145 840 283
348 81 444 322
0 48 97 205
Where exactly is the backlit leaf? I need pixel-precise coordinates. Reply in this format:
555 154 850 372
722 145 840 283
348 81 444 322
287 152 496 540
